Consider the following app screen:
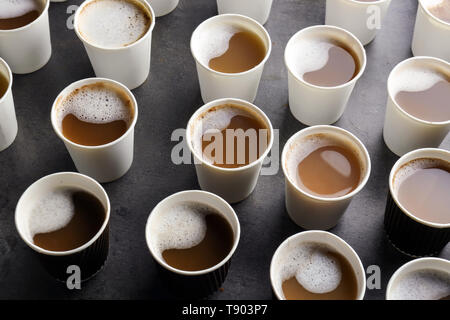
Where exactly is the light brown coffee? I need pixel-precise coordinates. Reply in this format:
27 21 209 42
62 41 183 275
208 29 266 73
427 0 450 23
0 0 43 30
396 158 450 224
0 72 8 99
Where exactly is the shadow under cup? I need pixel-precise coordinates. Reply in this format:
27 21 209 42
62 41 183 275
384 148 450 257
15 172 110 281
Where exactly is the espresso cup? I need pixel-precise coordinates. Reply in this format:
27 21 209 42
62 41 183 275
190 14 272 103
15 172 110 281
325 0 391 45
51 78 138 183
384 148 450 257
270 230 366 300
412 0 450 61
281 125 371 230
216 0 273 25
383 56 450 157
145 190 240 297
0 58 18 152
186 98 274 204
146 0 178 17
0 0 52 74
386 258 450 300
74 0 156 90
284 25 366 126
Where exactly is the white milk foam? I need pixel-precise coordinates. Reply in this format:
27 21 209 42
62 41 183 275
423 0 446 10
193 23 239 66
28 188 75 238
56 83 132 130
391 66 445 96
390 269 450 300
150 202 221 259
286 37 333 80
0 0 41 19
393 158 448 192
78 0 151 48
274 242 343 297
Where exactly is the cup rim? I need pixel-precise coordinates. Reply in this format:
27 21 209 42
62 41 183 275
281 125 371 202
0 57 13 104
73 0 156 51
387 56 450 126
50 77 138 150
15 171 111 256
419 0 450 27
0 0 50 33
270 230 366 300
186 97 274 172
145 190 241 276
386 257 450 299
284 25 367 91
346 0 390 4
190 13 272 77
388 147 450 228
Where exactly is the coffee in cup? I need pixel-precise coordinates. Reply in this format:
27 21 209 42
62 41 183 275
0 0 44 30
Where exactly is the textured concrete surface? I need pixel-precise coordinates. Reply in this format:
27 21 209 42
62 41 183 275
0 0 448 300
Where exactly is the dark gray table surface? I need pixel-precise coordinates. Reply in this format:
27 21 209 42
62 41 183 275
0 0 448 300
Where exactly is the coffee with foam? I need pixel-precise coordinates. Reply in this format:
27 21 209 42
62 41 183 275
77 0 152 48
0 0 44 30
390 269 450 300
423 0 450 23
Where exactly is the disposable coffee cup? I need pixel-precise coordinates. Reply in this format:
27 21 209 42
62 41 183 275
145 190 240 297
412 0 450 61
0 57 18 152
281 125 371 230
325 0 392 45
216 0 273 25
146 0 178 17
74 0 156 90
186 98 274 204
15 172 110 281
384 148 450 257
51 78 138 183
284 25 366 126
190 14 272 103
270 230 366 300
383 56 450 157
386 258 450 300
0 0 52 74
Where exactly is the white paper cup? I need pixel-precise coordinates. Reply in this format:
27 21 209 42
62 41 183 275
15 172 111 281
325 0 391 45
146 0 178 17
51 78 138 183
270 231 366 300
74 0 156 90
383 57 450 157
216 0 273 25
284 25 366 126
0 0 52 74
145 190 240 297
0 58 18 152
281 125 371 230
412 0 450 61
190 14 272 103
186 98 274 204
386 258 450 300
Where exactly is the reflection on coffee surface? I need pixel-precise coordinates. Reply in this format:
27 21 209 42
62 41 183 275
0 0 43 30
78 0 152 48
193 103 270 168
286 134 364 198
30 187 105 252
390 268 450 300
0 72 8 99
425 0 450 23
56 82 134 146
151 202 234 271
278 242 358 300
394 158 450 224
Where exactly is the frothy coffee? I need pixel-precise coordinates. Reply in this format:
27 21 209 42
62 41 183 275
0 0 43 30
77 0 152 48
424 0 450 23
390 269 450 300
